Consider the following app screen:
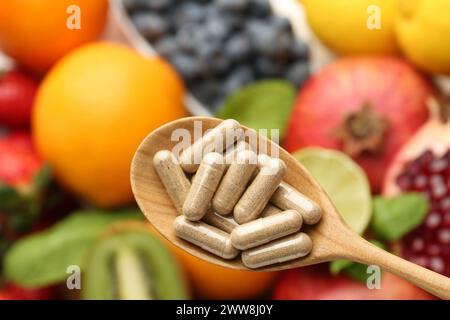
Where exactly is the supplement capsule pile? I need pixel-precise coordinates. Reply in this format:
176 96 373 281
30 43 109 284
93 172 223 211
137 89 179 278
153 120 322 268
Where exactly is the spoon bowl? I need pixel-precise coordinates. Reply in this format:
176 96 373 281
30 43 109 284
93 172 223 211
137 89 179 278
131 117 450 298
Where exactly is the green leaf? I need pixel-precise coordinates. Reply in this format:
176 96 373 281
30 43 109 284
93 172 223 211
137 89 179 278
330 259 353 275
32 165 53 194
216 80 296 139
0 183 24 213
330 240 385 282
3 209 143 287
371 193 429 241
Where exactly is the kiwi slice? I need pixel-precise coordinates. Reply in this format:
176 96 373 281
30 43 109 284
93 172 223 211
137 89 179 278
83 222 188 300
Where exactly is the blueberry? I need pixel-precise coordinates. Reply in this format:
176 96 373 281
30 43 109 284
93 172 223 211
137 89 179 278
132 12 168 41
171 54 202 80
126 0 171 12
270 15 291 33
254 57 283 77
154 36 178 57
225 34 252 62
290 40 309 60
122 0 141 13
172 2 205 28
206 4 243 30
249 0 271 17
286 62 310 87
148 0 172 11
176 24 198 52
216 0 249 12
273 31 294 58
246 19 277 55
193 28 221 57
190 81 222 107
196 39 221 60
223 66 254 95
210 53 232 75
204 18 230 40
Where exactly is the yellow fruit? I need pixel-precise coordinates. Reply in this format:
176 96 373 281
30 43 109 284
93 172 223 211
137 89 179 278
33 42 186 207
395 0 450 75
302 0 398 55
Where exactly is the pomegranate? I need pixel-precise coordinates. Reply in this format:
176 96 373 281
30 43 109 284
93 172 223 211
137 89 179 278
384 97 450 277
284 56 433 192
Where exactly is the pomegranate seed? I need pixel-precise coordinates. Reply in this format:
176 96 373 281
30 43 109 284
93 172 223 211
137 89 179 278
441 197 450 211
396 173 412 190
425 213 441 228
411 238 424 251
418 150 434 166
429 159 448 173
427 244 441 255
438 230 450 244
413 175 428 190
430 257 444 273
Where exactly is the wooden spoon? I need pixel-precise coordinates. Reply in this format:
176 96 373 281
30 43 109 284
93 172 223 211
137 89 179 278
131 117 450 299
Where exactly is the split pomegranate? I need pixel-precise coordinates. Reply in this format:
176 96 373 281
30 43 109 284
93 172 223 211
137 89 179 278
284 56 433 192
384 97 450 276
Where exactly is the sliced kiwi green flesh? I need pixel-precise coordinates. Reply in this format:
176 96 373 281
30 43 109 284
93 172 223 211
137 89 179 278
83 222 188 300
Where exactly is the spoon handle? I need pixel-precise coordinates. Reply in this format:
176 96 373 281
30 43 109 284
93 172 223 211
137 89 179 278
341 237 450 299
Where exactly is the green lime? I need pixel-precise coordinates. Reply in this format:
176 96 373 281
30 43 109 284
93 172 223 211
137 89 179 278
293 147 372 234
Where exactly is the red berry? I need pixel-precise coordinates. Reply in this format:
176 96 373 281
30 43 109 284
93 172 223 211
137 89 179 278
0 69 38 127
0 131 42 187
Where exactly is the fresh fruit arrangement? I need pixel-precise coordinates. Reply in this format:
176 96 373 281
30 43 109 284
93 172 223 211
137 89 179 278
0 0 449 301
123 0 310 110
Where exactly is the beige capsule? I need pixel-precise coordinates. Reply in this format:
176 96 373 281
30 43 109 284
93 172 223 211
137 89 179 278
234 158 286 224
242 232 312 269
260 204 282 217
153 150 191 214
249 154 272 180
183 152 226 221
173 216 239 259
202 210 239 233
179 119 243 173
224 140 252 166
271 182 322 225
231 210 303 250
212 150 258 215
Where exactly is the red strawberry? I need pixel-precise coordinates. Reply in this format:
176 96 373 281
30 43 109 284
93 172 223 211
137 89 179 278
0 131 51 233
0 69 38 127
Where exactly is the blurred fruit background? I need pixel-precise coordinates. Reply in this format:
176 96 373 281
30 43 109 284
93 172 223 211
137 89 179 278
0 0 448 300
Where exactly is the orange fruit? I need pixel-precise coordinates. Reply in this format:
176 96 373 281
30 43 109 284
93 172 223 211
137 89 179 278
33 42 187 207
0 0 108 71
177 252 277 299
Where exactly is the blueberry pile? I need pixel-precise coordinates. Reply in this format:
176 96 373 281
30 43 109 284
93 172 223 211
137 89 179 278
124 0 310 110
